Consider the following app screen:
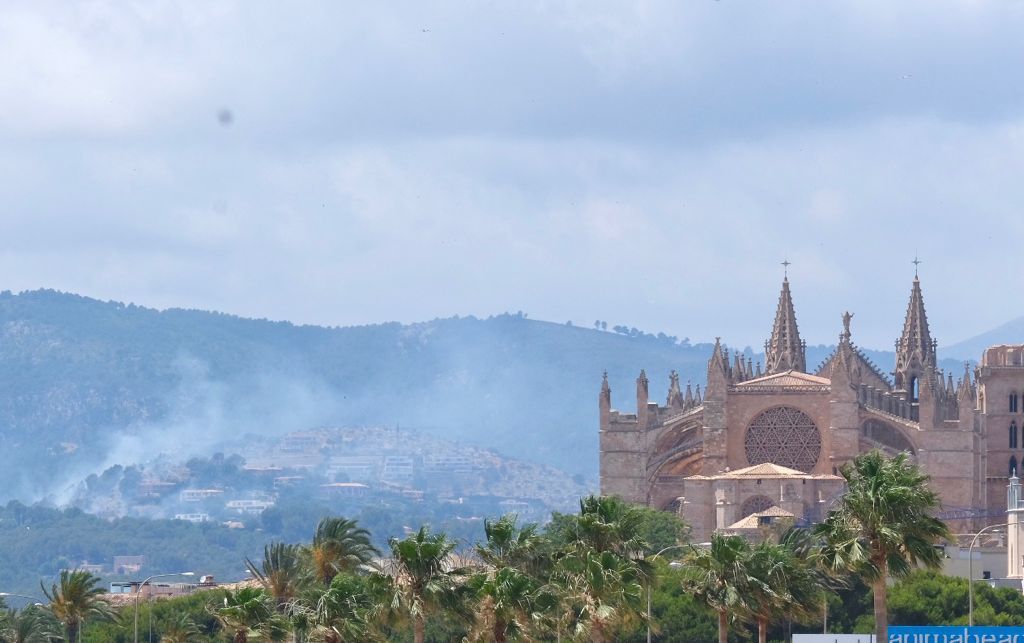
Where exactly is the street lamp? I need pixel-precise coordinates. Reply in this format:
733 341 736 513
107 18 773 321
645 542 709 643
968 523 1009 627
133 572 194 643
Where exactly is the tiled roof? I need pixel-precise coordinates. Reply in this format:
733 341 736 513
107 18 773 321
725 506 796 530
734 370 831 388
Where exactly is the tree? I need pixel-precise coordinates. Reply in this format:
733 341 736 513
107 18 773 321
746 540 821 643
680 533 757 643
215 586 285 643
476 514 546 577
813 450 951 642
467 566 555 643
378 526 471 643
0 606 59 643
309 517 380 586
549 496 651 560
554 546 645 643
40 570 116 643
157 612 201 643
311 573 381 643
246 542 308 610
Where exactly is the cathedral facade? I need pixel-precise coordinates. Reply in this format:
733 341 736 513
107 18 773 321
599 274 1024 541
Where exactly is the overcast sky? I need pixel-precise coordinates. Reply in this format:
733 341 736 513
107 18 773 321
2 2 1022 350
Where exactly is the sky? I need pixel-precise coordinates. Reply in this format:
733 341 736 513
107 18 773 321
2 1 1023 351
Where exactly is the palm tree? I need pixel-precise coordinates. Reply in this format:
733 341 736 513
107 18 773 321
246 542 308 611
215 586 284 643
158 613 201 643
0 606 59 643
311 573 380 643
746 540 821 643
476 514 545 576
568 496 651 561
310 517 380 585
813 450 950 642
466 566 556 643
378 526 471 643
553 546 644 643
40 569 116 643
680 533 757 643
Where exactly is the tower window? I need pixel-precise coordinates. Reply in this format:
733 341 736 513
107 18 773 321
1012 394 1019 413
1012 456 1019 477
1012 422 1019 449
910 377 919 402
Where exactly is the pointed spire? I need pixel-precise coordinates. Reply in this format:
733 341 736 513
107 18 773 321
637 369 649 398
695 384 702 403
894 273 936 395
957 362 975 404
667 370 683 409
600 371 611 411
765 277 806 374
684 381 694 405
946 372 955 397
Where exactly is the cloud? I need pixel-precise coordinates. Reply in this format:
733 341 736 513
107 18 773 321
0 1 1021 353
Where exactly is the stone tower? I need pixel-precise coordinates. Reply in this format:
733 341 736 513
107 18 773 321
894 275 935 400
764 277 806 374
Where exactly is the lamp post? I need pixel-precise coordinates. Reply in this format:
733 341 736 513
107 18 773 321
645 543 709 643
968 523 1009 627
133 572 194 643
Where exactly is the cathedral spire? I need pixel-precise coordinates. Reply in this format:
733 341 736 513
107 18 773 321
765 276 806 374
894 273 935 397
667 370 683 409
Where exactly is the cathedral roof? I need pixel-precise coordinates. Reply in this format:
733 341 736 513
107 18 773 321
732 369 831 390
725 506 796 530
688 462 841 480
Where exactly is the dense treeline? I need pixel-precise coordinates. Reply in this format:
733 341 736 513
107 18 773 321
0 450 1002 642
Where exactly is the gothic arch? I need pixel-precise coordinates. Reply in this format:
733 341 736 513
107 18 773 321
860 419 917 456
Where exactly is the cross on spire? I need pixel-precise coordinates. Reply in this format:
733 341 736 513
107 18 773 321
781 259 791 279
912 255 922 277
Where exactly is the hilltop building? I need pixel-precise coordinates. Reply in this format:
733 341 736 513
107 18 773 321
600 271 1024 541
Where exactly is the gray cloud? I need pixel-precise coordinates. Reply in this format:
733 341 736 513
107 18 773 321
0 2 1022 351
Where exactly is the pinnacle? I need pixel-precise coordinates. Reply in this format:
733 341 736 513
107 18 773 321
765 277 806 374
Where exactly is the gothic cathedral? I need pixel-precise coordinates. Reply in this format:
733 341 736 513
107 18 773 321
599 273 1024 541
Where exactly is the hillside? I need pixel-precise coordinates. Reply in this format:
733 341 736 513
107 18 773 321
943 317 1024 361
0 289 972 500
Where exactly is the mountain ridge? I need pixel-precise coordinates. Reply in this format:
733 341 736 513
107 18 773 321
0 288 986 500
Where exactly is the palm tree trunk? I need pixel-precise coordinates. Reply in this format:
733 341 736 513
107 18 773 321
591 619 605 643
718 610 728 643
758 616 768 643
494 621 507 643
414 614 425 643
234 629 247 643
67 621 78 643
873 574 888 643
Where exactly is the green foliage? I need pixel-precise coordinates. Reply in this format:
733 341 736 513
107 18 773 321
309 517 380 585
41 570 117 643
813 450 951 641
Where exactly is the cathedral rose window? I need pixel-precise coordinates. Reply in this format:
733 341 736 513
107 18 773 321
744 406 822 473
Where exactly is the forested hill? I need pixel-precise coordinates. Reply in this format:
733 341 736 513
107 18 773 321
0 289 963 500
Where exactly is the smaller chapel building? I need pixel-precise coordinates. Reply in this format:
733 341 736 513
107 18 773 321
600 273 1024 541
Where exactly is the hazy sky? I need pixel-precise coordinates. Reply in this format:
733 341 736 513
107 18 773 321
2 2 1023 350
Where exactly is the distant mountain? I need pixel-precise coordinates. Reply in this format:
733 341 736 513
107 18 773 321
0 289 979 500
943 317 1024 361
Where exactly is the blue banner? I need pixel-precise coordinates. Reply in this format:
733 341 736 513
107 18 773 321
889 627 1024 642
